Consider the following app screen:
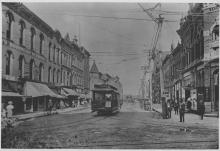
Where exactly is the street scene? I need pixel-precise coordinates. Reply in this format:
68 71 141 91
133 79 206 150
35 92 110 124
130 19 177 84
1 2 219 149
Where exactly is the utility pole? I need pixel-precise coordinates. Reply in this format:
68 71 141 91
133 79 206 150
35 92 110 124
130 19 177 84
138 3 164 109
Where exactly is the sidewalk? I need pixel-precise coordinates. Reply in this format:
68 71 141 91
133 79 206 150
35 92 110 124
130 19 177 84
152 104 219 129
13 104 90 121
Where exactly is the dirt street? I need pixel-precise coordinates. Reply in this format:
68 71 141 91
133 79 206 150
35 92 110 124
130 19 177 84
1 102 218 149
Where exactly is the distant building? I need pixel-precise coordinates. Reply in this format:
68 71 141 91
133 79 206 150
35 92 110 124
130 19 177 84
151 50 169 104
90 61 123 100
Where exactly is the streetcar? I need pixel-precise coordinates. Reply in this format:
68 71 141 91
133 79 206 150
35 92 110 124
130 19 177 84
91 84 122 114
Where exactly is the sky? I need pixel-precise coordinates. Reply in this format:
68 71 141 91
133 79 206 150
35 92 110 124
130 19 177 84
24 2 189 95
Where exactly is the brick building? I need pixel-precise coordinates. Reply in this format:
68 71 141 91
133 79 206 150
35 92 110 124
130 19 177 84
203 3 219 112
2 3 90 114
161 3 219 113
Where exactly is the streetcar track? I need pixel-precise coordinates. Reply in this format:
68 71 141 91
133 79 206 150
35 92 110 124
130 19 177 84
22 114 115 132
70 139 218 148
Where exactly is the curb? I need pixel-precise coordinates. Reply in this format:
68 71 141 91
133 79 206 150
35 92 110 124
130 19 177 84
14 106 90 121
152 108 163 115
204 114 219 118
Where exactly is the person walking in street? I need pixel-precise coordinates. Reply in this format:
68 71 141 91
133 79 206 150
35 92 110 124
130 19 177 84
179 99 185 122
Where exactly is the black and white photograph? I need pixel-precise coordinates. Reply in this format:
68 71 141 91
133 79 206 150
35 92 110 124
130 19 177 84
1 1 219 149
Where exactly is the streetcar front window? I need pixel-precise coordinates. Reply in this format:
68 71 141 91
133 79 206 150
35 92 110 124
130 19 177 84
94 92 104 102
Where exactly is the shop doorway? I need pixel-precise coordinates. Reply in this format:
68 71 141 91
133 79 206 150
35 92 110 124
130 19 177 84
213 70 219 111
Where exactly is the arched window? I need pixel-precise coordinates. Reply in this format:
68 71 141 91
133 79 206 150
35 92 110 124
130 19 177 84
48 67 51 82
39 63 44 82
5 51 13 75
30 59 35 80
39 33 44 54
49 42 52 60
6 11 14 40
53 68 56 83
19 20 25 45
30 27 36 51
18 55 25 78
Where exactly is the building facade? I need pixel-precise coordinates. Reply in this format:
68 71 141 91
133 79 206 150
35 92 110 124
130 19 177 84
177 3 206 111
203 3 219 112
160 3 219 113
2 3 90 114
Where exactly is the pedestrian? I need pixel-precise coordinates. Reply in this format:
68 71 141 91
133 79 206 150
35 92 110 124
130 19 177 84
174 100 178 115
167 100 172 118
199 100 205 120
179 99 185 122
6 101 14 118
48 99 53 115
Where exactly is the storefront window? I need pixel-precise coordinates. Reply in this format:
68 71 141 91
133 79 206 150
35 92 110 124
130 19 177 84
26 100 32 110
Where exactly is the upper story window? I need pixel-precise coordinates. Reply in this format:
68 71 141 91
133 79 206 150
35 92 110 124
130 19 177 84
57 70 60 83
53 45 56 62
48 67 51 82
5 51 13 75
19 20 25 46
39 33 44 55
30 27 36 51
6 11 14 40
18 55 25 78
57 48 60 64
53 68 56 83
39 63 44 82
49 42 52 60
30 59 35 80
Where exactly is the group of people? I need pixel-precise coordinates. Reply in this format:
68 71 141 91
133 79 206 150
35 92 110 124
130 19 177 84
165 98 205 122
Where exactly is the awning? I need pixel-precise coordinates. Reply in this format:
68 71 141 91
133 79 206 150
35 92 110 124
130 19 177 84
24 82 62 98
51 89 66 99
2 91 24 97
61 88 79 96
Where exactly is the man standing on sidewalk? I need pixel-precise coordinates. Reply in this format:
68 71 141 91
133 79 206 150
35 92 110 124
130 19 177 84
179 99 185 122
199 100 205 120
